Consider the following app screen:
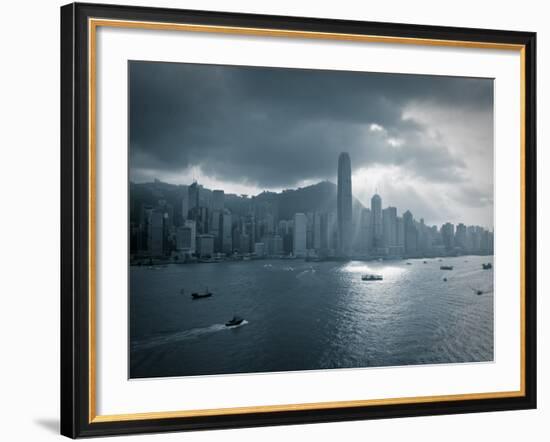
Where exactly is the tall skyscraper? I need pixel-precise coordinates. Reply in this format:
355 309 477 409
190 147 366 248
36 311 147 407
371 194 382 248
382 206 397 247
403 210 417 256
360 208 372 253
188 182 199 211
293 213 307 257
181 185 189 222
337 152 352 256
222 210 232 254
148 210 164 257
212 190 224 211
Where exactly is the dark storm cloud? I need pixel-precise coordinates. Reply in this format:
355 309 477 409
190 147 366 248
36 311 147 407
129 61 492 189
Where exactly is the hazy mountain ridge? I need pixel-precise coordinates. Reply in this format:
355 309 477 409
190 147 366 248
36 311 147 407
129 180 365 224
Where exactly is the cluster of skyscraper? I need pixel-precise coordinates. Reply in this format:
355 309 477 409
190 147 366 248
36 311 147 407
130 153 493 262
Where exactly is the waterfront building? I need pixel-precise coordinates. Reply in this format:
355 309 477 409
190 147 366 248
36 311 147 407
403 210 417 256
313 212 322 250
396 216 405 248
382 206 397 247
337 152 352 256
441 222 455 251
360 208 372 253
148 210 165 257
188 182 199 211
212 190 224 211
181 185 189 221
455 223 467 251
254 242 266 257
293 213 307 257
222 210 232 254
183 219 196 253
326 211 337 251
371 194 383 248
196 234 214 258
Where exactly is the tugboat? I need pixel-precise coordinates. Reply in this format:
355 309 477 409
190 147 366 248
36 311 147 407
440 265 454 270
362 274 383 281
191 288 212 299
225 315 244 327
482 263 493 270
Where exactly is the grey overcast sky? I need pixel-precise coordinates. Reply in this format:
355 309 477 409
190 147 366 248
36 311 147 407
129 61 494 228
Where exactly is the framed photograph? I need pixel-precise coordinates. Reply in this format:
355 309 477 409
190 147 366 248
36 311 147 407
60 2 536 438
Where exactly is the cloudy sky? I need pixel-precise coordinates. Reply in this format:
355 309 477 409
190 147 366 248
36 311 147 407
129 61 494 228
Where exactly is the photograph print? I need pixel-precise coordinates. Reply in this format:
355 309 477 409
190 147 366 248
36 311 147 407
128 61 495 379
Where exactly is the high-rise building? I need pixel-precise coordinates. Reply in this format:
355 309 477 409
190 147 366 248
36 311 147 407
148 210 165 257
371 194 382 248
181 185 189 222
396 216 405 248
222 210 232 254
326 211 337 251
441 222 455 251
188 182 199 211
382 206 397 247
212 190 224 211
182 219 196 253
313 212 322 250
337 152 353 256
360 208 372 253
293 213 307 257
403 210 417 256
455 223 467 251
196 234 214 258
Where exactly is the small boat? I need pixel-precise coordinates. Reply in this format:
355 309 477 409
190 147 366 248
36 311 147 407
191 288 212 299
406 262 412 265
423 261 428 264
443 277 448 282
440 265 454 270
482 263 493 270
225 316 244 327
362 274 383 281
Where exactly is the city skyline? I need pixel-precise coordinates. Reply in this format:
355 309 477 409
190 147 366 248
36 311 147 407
130 61 494 229
130 151 493 262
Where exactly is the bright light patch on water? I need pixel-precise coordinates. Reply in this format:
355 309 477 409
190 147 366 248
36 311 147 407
341 262 407 278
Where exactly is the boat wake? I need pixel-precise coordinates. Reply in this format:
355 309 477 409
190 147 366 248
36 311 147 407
132 321 249 351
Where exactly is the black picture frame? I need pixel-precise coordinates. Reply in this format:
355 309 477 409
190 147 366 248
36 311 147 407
61 2 537 438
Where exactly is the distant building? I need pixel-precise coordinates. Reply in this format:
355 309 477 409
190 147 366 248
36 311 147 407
181 185 189 221
293 213 307 257
254 242 266 257
337 152 352 256
371 194 382 248
382 206 397 247
196 234 214 258
396 216 405 248
441 222 455 251
455 223 467 251
148 210 165 257
222 210 232 253
188 182 200 211
360 208 372 253
313 212 322 250
212 190 224 211
403 210 417 256
176 220 196 254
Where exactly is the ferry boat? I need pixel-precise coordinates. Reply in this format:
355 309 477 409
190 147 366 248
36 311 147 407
362 274 383 281
440 265 454 270
225 316 244 327
191 288 212 299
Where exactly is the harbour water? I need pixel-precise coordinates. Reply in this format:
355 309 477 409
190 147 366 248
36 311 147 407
130 255 494 378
